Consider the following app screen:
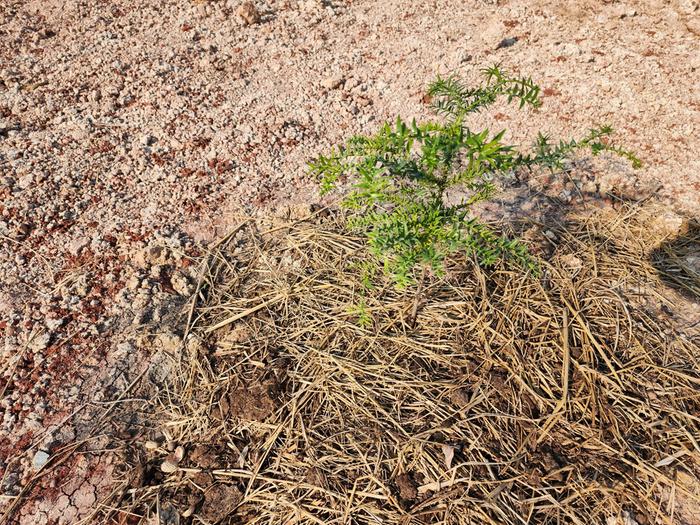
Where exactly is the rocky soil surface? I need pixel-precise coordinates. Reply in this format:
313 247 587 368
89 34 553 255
0 0 698 522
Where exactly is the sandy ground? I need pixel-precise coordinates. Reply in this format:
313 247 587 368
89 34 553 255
0 0 699 522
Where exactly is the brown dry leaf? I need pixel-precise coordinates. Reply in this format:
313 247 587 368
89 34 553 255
442 444 456 469
237 445 249 468
654 449 687 467
418 477 470 495
160 460 179 473
128 462 145 489
181 504 196 518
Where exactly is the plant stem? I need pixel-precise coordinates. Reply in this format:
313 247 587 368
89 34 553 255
409 265 428 328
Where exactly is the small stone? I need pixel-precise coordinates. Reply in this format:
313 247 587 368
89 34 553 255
652 211 688 238
560 254 583 273
156 331 182 353
544 230 558 241
17 173 33 190
581 181 597 194
29 332 51 352
322 75 345 90
237 2 261 25
496 37 518 50
32 450 50 471
68 237 89 257
683 255 700 275
170 270 194 296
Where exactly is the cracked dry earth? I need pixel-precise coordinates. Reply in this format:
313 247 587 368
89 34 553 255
0 0 699 523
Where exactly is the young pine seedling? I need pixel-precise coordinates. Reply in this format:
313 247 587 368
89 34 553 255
310 65 640 292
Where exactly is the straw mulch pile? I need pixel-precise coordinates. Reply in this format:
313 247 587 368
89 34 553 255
108 205 700 525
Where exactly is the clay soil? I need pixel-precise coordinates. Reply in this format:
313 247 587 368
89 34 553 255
1 0 699 523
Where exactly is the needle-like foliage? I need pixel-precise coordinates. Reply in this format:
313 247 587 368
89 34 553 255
309 66 640 286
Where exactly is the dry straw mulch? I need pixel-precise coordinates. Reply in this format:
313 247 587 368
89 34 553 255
106 205 700 525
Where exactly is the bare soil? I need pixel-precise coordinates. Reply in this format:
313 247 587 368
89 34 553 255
1 0 699 523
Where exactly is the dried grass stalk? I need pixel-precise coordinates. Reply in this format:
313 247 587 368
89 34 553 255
105 205 700 525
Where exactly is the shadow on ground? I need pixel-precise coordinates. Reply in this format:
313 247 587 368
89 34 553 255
651 220 700 302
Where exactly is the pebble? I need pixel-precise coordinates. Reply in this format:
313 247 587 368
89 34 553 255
32 450 50 471
28 332 51 352
683 255 700 275
653 211 688 237
322 75 345 90
171 270 194 296
496 37 518 50
45 318 64 331
17 174 33 190
236 2 261 25
581 181 597 194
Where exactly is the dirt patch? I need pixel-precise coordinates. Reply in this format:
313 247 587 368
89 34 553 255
200 484 243 524
217 380 282 422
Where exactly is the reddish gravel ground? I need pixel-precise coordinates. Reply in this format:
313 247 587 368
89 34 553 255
0 0 699 523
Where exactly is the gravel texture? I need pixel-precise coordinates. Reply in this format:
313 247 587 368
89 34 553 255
0 0 699 522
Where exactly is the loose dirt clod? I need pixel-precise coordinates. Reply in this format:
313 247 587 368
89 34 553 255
395 472 419 502
236 2 261 25
200 484 242 523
